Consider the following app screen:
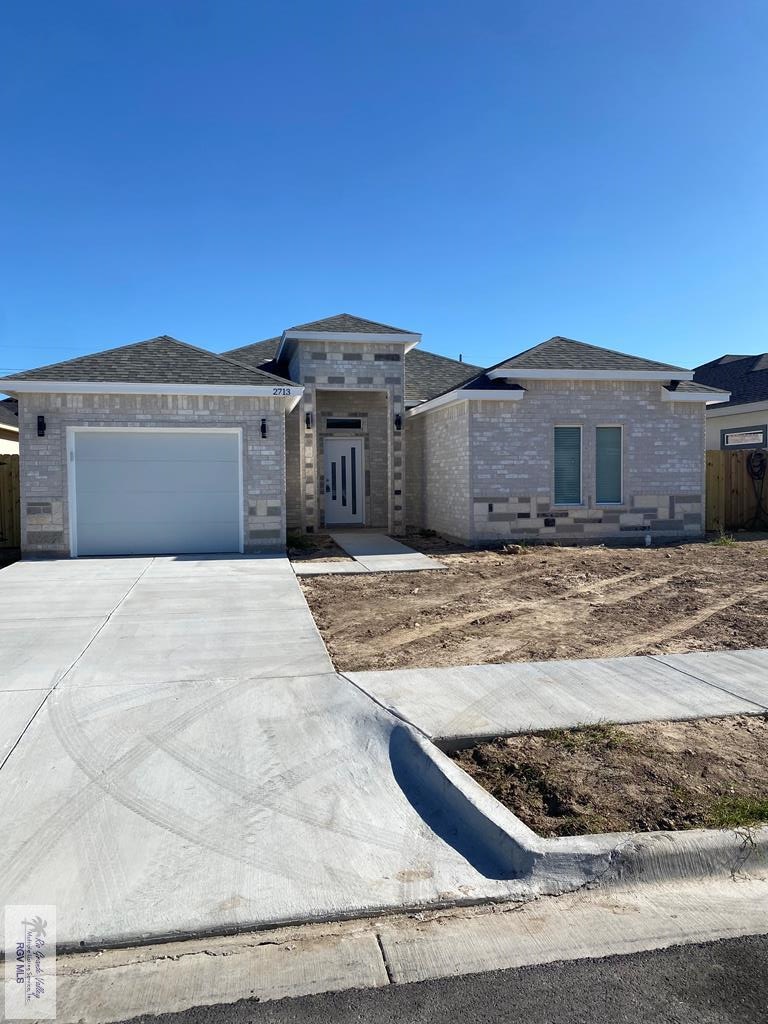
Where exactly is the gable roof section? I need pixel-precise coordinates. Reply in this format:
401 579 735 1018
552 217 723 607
287 313 417 335
693 354 768 409
2 336 290 388
222 340 481 403
493 336 688 374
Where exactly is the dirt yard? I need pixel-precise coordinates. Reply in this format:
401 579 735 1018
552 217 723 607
450 714 768 836
299 537 768 671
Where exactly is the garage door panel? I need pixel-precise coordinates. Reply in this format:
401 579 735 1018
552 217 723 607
73 431 243 556
75 432 238 464
78 522 238 556
75 458 240 495
76 489 240 527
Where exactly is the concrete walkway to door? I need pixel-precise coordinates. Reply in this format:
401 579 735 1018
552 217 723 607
294 531 446 575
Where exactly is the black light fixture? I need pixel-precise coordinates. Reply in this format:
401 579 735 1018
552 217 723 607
305 411 313 430
260 418 267 438
37 415 46 437
394 413 402 431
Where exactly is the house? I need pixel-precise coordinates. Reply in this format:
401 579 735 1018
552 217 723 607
694 354 768 450
0 397 19 454
1 314 728 557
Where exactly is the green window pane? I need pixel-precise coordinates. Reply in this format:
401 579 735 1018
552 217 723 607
554 426 581 504
596 426 622 503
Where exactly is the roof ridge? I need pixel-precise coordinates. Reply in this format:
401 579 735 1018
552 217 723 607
495 335 687 373
288 312 417 334
414 348 483 370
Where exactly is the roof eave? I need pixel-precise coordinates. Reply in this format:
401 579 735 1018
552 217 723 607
1 380 305 400
488 368 694 382
661 388 731 404
704 397 768 416
408 388 526 417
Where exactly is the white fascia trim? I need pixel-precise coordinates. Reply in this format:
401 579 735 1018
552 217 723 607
705 399 768 418
408 389 525 417
0 423 19 433
487 368 695 382
3 380 304 399
661 388 732 404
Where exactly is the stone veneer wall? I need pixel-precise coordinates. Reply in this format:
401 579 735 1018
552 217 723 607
468 381 706 543
289 340 406 534
404 415 424 530
420 402 472 541
18 392 289 556
285 405 302 532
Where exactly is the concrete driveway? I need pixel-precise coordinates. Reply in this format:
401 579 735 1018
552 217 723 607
0 556 527 948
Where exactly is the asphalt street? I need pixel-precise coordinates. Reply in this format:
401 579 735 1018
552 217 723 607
120 934 768 1024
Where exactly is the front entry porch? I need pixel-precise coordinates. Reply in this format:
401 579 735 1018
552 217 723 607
286 388 405 535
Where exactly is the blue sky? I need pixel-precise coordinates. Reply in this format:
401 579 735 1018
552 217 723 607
2 0 767 380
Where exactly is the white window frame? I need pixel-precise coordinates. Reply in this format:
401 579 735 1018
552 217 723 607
553 424 583 506
595 424 624 505
66 426 245 558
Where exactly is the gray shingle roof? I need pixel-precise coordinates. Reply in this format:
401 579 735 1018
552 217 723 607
288 313 417 335
222 340 481 403
663 380 728 396
497 336 688 373
223 337 280 366
404 350 481 402
2 336 288 387
694 354 768 409
0 397 18 428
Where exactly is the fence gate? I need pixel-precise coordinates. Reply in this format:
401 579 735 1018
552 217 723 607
0 453 20 548
706 448 768 532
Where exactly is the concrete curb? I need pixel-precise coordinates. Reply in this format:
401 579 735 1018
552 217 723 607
405 722 768 895
48 878 768 1023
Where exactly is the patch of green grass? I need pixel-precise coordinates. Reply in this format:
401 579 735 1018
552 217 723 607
706 796 768 829
710 529 737 546
539 722 638 753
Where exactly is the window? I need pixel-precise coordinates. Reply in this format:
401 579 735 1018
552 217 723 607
326 417 363 430
720 425 767 450
596 426 623 503
554 426 582 504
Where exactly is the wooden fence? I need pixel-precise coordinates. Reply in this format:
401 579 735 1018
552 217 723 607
0 453 20 548
706 448 768 532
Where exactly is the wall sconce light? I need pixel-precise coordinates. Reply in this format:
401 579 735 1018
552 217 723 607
37 415 46 437
394 413 402 431
260 418 267 439
305 411 313 430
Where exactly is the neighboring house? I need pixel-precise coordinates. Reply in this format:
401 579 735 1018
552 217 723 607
694 354 768 450
1 314 728 557
0 397 19 454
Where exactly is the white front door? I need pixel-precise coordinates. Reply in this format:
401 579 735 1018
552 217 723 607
323 438 364 525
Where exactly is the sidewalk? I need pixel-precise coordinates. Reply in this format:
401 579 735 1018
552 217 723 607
345 649 768 744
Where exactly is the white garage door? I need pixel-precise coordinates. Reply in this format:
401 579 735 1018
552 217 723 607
71 430 242 556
